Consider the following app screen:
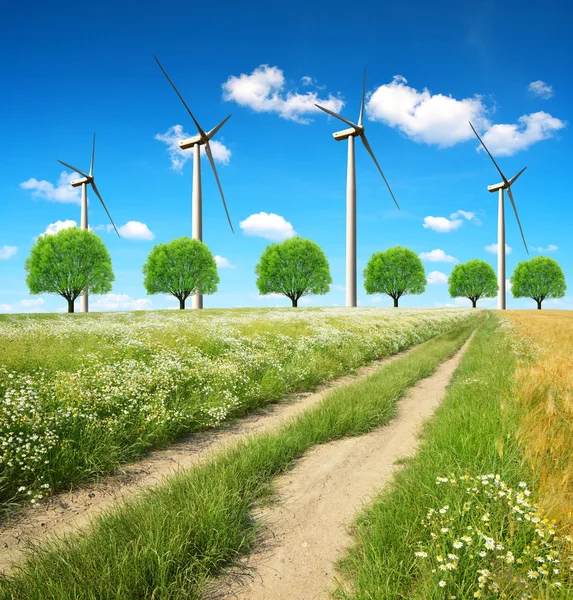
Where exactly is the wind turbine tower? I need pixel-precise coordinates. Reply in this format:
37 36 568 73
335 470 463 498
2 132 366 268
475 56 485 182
155 55 234 310
469 122 529 310
315 70 399 308
57 134 120 313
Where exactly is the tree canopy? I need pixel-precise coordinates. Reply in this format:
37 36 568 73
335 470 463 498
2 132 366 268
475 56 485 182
143 237 219 309
363 246 426 307
255 237 332 307
511 256 566 309
25 227 114 313
448 259 498 308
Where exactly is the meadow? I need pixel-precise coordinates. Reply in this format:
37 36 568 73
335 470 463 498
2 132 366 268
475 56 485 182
0 307 474 509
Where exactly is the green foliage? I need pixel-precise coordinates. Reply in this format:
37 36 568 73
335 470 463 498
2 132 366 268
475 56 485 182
143 237 219 309
364 246 426 307
448 259 497 307
25 227 114 313
511 256 566 309
255 237 332 307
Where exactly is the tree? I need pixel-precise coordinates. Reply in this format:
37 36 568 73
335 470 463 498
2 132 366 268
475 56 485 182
143 237 219 309
448 259 498 308
364 246 426 307
25 227 114 313
511 256 566 310
255 237 332 307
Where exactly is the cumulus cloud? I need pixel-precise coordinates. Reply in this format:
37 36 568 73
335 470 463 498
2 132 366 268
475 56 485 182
532 244 558 252
108 221 154 240
527 80 553 99
20 298 45 308
367 75 489 146
427 271 448 285
40 220 77 237
480 112 566 156
155 124 231 172
0 304 13 312
215 255 235 269
222 65 344 124
450 210 481 225
20 171 81 204
423 216 463 233
239 212 296 241
485 243 512 255
0 245 17 260
90 294 152 312
419 249 459 263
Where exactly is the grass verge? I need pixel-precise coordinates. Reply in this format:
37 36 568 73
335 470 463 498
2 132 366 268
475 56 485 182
335 314 573 599
0 317 481 599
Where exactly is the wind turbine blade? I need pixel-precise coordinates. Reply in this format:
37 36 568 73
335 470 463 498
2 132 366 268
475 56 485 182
204 140 234 233
506 187 528 254
468 121 508 184
90 180 120 237
358 68 366 127
360 134 400 209
207 115 232 140
315 104 359 130
57 160 89 179
90 133 96 177
154 55 207 138
509 166 527 185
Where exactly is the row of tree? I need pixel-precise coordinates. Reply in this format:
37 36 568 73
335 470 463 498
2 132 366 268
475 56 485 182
25 228 567 312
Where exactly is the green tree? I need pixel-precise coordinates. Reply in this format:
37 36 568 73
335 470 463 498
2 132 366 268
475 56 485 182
255 237 332 307
511 256 566 310
143 237 219 309
364 246 426 307
25 227 114 313
448 259 498 308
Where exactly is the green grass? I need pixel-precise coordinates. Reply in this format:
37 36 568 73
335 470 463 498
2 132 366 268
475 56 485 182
335 314 573 599
0 317 480 599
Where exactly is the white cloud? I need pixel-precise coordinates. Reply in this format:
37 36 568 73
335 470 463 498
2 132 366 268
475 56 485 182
480 112 566 156
419 249 459 263
90 294 152 312
427 271 448 285
485 243 512 255
527 80 553 99
109 221 154 240
301 76 313 86
239 212 296 241
20 171 81 204
0 245 17 260
222 65 344 124
40 220 77 237
532 244 558 253
423 216 463 232
367 75 489 147
155 124 231 172
0 304 13 312
20 298 45 308
215 255 235 269
450 210 481 225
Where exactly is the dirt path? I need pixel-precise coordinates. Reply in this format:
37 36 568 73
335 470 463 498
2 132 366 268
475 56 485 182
207 337 471 600
0 351 410 576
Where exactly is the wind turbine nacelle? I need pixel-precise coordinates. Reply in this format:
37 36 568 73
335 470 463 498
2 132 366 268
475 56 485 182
71 177 90 187
487 182 505 193
333 127 363 142
179 135 203 150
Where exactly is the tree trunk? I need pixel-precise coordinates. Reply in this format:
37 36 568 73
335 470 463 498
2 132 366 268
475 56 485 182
179 297 185 310
472 299 477 308
393 297 399 308
67 298 74 313
292 297 298 307
537 300 542 310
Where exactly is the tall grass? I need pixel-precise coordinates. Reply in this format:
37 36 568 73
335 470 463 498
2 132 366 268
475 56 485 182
0 318 479 599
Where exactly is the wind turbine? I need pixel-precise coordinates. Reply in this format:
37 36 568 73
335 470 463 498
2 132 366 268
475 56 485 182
315 70 399 308
57 134 120 313
469 122 529 310
154 55 234 310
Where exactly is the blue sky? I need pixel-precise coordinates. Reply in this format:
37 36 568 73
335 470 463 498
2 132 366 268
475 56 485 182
1 0 571 312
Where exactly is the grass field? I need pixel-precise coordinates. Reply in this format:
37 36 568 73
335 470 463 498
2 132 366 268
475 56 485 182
0 314 479 599
0 307 474 510
336 313 573 599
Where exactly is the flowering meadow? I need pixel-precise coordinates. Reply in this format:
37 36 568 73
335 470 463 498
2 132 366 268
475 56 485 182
0 308 475 509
